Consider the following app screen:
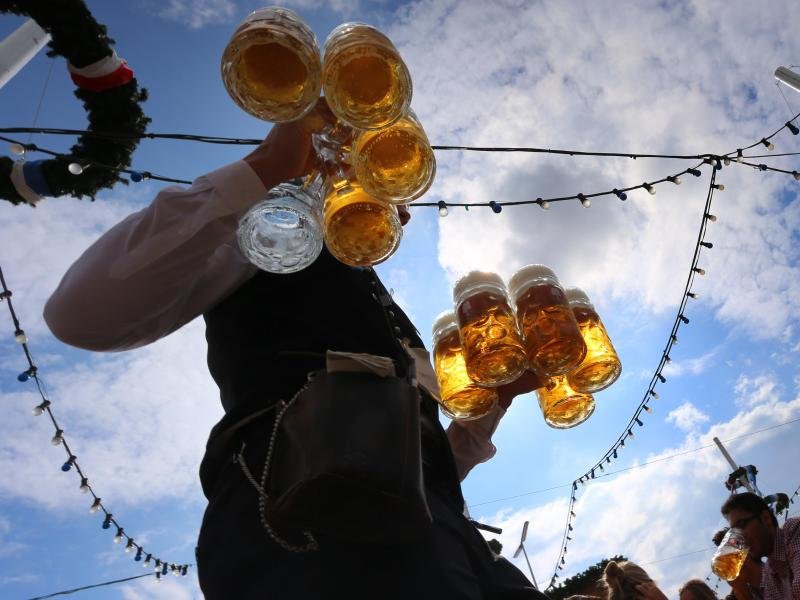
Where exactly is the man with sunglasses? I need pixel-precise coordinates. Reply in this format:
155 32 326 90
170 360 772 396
721 493 800 600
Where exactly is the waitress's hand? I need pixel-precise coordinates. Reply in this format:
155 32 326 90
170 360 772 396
496 369 544 410
243 97 336 188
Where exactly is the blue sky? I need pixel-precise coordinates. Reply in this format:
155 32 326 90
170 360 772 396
1 1 800 598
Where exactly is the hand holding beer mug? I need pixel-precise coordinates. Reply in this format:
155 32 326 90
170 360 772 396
453 272 528 387
565 288 622 393
711 528 750 582
432 311 499 420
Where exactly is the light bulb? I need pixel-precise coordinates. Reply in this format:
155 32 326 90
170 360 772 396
668 175 682 185
437 201 448 217
613 188 627 201
712 184 725 191
51 430 64 445
538 199 550 210
761 138 774 151
578 193 590 207
80 478 90 494
693 267 706 275
14 329 27 344
68 163 84 175
643 183 656 195
9 143 25 156
89 498 102 513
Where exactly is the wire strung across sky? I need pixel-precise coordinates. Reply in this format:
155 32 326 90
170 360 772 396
0 266 191 582
2 110 799 210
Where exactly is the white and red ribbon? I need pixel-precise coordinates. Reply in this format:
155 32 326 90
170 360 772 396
68 50 133 92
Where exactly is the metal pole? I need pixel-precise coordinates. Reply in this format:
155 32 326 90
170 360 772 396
0 19 51 89
713 436 756 494
775 66 800 94
520 544 539 590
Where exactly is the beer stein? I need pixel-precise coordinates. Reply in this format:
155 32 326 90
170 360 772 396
711 528 749 582
237 179 324 273
322 175 402 267
453 271 527 387
508 265 587 377
221 7 322 122
432 311 499 420
535 375 595 429
322 22 412 129
565 288 622 393
352 109 436 204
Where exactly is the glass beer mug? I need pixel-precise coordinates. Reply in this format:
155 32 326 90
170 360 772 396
322 22 412 130
565 288 622 393
432 311 498 420
221 7 322 122
453 271 527 387
711 528 749 582
508 265 587 377
322 175 402 267
352 110 436 204
237 179 324 274
536 375 595 429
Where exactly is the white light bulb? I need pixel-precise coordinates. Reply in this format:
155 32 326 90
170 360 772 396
68 163 84 175
10 143 25 156
539 200 550 210
14 330 27 344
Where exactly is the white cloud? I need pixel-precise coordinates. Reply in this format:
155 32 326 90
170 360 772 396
384 0 800 340
666 402 710 432
159 0 237 29
734 373 779 408
121 574 203 600
662 349 719 378
0 516 29 558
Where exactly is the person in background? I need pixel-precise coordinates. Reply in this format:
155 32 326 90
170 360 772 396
721 493 799 600
601 560 667 600
679 579 719 600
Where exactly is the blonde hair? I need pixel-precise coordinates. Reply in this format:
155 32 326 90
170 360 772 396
602 560 653 600
679 579 718 600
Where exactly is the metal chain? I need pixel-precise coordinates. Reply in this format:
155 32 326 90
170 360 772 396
234 375 319 553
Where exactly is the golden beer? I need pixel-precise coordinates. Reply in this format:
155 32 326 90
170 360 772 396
509 265 586 377
536 375 595 429
353 110 436 204
453 272 527 387
322 23 412 129
565 288 622 393
711 528 750 582
323 176 402 267
432 312 498 420
712 548 749 582
221 8 321 122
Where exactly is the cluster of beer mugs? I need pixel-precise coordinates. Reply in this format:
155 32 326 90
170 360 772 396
221 7 436 272
432 266 622 428
711 528 749 582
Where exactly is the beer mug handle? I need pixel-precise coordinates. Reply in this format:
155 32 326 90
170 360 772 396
312 121 355 185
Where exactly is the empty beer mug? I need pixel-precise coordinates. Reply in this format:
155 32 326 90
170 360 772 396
237 180 324 273
565 288 622 393
352 109 436 204
508 265 587 378
221 7 322 122
536 375 595 429
322 175 402 267
432 311 499 420
322 22 412 130
711 528 749 582
453 271 527 387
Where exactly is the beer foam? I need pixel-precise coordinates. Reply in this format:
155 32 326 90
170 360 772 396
508 264 558 300
564 287 593 307
431 310 457 336
452 271 506 304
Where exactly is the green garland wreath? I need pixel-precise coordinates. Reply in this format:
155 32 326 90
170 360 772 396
0 0 150 204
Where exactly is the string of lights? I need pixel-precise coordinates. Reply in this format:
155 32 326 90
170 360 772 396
0 266 191 581
2 111 798 210
468 416 800 509
545 169 719 591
